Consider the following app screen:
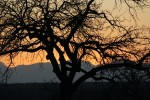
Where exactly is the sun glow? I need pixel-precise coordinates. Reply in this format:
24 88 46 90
0 0 150 67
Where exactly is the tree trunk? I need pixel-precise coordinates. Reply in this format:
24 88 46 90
60 82 74 100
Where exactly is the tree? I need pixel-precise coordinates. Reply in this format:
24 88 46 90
0 0 150 100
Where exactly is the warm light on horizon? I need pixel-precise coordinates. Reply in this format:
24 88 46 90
0 1 150 67
1 51 49 67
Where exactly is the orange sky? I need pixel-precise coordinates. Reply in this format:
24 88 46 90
1 1 150 67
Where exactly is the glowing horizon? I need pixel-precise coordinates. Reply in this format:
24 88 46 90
0 1 150 67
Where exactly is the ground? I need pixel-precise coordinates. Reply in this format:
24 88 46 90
0 82 150 100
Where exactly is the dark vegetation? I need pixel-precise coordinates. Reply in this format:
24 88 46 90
0 0 150 100
0 83 59 100
1 82 150 100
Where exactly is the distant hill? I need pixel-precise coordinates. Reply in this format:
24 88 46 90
0 62 7 71
8 63 59 83
0 61 94 83
1 60 149 83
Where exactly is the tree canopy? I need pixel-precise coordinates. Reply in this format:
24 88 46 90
0 0 150 100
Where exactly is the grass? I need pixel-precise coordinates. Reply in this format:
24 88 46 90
0 82 150 100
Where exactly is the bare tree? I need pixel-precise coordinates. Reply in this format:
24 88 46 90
0 0 150 100
0 60 13 85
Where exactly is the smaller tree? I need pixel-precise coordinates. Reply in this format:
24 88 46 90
0 64 13 84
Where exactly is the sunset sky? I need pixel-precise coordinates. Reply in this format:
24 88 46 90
1 0 150 67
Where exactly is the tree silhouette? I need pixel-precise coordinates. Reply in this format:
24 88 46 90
0 0 150 100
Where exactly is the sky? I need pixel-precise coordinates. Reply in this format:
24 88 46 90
101 0 150 27
1 0 150 67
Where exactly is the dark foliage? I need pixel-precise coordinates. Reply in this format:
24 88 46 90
0 0 150 100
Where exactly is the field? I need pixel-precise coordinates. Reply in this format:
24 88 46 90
0 82 150 100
